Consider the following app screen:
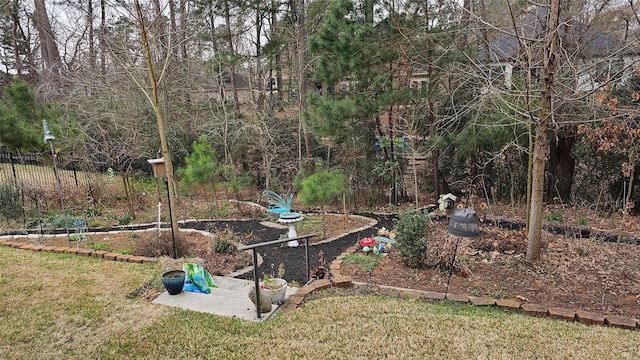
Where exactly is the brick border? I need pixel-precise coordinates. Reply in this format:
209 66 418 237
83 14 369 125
0 240 156 264
3 238 638 331
309 243 640 332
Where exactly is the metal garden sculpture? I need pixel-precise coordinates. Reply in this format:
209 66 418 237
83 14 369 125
262 190 293 215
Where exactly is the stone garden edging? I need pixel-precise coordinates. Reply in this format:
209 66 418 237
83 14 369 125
318 242 639 332
280 225 639 331
0 238 157 263
0 226 263 277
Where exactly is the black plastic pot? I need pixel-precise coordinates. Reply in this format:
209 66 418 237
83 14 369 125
161 270 186 295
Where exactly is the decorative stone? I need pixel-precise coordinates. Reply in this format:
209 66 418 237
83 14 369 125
470 297 496 306
548 307 576 322
496 299 521 310
116 254 132 262
103 252 120 260
77 249 93 257
310 279 332 291
575 310 605 326
521 303 548 317
423 291 446 301
332 275 352 288
248 286 272 313
605 315 637 330
446 293 470 303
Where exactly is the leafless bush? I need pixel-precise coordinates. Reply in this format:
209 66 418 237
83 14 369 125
134 231 188 258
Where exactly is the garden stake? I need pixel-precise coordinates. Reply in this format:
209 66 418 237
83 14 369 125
43 119 70 244
445 236 461 297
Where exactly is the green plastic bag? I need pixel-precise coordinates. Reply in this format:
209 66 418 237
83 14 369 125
182 263 217 294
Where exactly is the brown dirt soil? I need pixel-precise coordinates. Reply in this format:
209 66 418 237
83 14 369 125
339 219 640 319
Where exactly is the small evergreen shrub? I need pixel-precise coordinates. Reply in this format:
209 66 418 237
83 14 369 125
49 214 81 229
91 241 112 252
118 215 132 225
214 237 236 253
85 207 100 217
394 210 431 268
543 211 564 222
205 225 249 254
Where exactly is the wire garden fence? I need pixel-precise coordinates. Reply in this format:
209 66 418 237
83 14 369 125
0 147 123 231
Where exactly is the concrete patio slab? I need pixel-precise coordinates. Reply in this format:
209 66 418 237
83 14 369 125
152 275 298 322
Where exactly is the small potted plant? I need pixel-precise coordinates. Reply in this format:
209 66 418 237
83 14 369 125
260 263 288 305
161 269 186 295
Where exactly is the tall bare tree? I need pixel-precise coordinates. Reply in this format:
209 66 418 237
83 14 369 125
33 0 62 74
297 0 312 172
526 0 560 262
0 0 36 81
223 0 240 114
134 0 181 243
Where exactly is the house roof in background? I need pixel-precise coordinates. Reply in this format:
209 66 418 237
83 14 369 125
478 7 630 62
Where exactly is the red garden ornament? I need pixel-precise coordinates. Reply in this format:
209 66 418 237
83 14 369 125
359 237 375 247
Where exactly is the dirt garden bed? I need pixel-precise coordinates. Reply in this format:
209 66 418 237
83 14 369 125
4 207 640 319
339 218 640 319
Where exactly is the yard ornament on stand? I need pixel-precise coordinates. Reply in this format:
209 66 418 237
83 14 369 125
148 157 177 259
446 207 480 295
43 120 70 245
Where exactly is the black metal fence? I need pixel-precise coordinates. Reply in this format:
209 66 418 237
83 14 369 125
0 147 120 226
0 147 96 189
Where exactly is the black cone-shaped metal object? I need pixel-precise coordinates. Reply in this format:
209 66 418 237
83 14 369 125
448 208 480 238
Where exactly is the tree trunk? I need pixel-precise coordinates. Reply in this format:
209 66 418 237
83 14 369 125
255 3 263 92
179 0 187 61
120 173 136 220
427 60 441 200
527 0 560 263
269 0 283 108
9 1 36 81
224 0 240 114
208 9 224 102
432 148 440 200
527 113 549 262
168 0 177 55
87 0 95 68
33 0 62 73
297 0 312 173
546 131 576 203
135 0 180 253
100 0 106 76
624 160 636 214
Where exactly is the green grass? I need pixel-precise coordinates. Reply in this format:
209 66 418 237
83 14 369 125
89 241 112 252
343 253 378 273
1 246 639 359
299 214 324 232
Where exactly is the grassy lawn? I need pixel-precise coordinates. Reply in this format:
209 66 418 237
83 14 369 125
0 247 638 360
